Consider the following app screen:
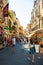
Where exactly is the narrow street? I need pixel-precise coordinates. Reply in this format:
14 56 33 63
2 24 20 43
0 0 43 65
0 41 43 65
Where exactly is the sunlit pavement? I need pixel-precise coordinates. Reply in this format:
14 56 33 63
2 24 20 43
24 44 39 53
0 42 43 65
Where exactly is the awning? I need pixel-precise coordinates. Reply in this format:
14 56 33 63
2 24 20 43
27 32 35 39
4 26 9 30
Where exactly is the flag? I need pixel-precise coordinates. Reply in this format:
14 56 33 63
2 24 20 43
3 3 9 17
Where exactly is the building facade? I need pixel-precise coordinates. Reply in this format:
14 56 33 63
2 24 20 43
26 23 31 34
31 0 43 31
0 0 4 26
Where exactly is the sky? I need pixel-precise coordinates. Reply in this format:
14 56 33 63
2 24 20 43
9 0 34 29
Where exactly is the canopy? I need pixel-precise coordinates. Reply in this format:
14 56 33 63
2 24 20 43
28 28 43 39
33 28 43 33
28 32 35 39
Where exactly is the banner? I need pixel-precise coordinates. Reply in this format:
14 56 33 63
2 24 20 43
3 3 9 17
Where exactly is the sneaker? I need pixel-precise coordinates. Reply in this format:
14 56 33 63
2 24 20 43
27 57 31 60
38 56 40 59
32 60 34 63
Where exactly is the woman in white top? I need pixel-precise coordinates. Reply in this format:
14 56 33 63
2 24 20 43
12 36 16 47
28 38 36 62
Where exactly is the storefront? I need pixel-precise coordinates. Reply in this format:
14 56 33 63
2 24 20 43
0 26 4 48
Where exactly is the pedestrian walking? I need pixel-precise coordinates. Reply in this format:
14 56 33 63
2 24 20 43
24 37 28 44
34 37 40 59
21 38 24 49
12 36 16 47
6 36 11 47
28 38 36 62
3 37 7 47
38 38 43 59
12 36 16 52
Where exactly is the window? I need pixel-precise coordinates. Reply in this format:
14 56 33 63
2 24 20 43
35 9 38 15
31 15 34 20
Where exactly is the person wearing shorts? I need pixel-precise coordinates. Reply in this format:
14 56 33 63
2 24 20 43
28 38 36 62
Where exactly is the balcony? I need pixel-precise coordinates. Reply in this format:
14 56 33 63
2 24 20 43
35 8 40 18
32 16 37 23
36 13 40 17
